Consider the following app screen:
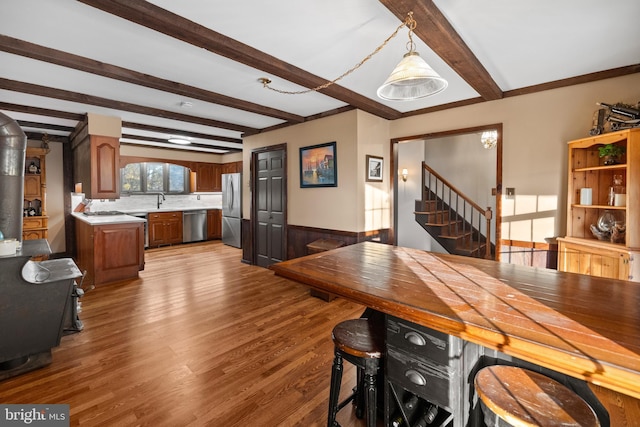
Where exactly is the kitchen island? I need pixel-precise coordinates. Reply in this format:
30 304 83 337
73 212 145 287
270 242 640 425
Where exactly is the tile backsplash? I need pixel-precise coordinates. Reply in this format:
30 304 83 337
72 193 222 212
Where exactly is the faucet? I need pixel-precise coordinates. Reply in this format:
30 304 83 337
156 192 165 209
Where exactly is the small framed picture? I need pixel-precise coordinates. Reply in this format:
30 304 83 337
300 141 337 188
366 155 383 182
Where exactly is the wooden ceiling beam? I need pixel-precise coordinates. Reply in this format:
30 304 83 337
0 102 85 122
121 134 242 153
17 120 76 133
78 0 403 120
0 34 303 124
121 122 243 145
379 0 503 101
0 78 255 134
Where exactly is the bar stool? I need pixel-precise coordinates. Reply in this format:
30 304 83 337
327 318 384 427
474 365 600 427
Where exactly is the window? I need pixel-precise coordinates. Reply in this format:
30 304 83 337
120 162 190 194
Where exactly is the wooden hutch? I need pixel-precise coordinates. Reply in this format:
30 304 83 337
23 147 49 241
557 128 639 281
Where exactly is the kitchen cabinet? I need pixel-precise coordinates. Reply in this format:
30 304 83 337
75 218 144 287
221 161 242 174
207 209 222 239
193 161 240 192
148 211 183 247
23 147 49 241
195 163 222 192
73 134 120 200
557 128 640 281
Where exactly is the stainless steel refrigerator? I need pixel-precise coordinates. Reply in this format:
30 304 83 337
222 173 242 248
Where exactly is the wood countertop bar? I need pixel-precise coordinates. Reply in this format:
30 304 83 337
270 242 640 401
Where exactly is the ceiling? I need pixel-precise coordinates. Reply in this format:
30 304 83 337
2 0 639 154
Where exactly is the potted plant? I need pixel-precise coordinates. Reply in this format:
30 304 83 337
598 144 626 165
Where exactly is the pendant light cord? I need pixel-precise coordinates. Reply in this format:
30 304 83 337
260 12 417 95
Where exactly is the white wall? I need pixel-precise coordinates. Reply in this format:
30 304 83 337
397 140 429 250
392 73 640 241
38 141 65 253
39 73 640 252
242 110 361 230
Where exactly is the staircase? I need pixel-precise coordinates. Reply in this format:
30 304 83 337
414 162 494 259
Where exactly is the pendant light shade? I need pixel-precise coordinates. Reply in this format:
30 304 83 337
377 52 448 101
260 12 447 102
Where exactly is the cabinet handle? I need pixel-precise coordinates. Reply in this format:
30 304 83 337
405 369 427 386
404 331 426 346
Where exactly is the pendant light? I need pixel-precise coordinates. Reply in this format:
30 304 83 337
260 12 447 102
377 14 447 101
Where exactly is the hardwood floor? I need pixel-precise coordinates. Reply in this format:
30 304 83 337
0 241 373 426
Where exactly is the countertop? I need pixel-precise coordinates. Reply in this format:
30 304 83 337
72 212 146 225
119 207 220 214
270 241 640 400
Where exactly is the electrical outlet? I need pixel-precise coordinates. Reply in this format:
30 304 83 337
506 187 515 197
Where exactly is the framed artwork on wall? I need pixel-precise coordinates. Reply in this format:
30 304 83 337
366 155 383 182
300 141 337 188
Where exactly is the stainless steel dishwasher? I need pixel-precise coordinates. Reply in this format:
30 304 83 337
183 210 207 243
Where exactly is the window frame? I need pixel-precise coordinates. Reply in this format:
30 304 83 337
120 162 191 195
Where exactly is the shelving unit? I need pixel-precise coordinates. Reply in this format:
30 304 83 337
23 147 49 241
558 128 640 281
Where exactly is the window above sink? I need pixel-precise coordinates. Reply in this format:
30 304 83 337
121 162 191 195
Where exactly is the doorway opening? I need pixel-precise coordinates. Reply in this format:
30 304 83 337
391 124 503 260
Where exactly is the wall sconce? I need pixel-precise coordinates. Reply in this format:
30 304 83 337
401 168 408 182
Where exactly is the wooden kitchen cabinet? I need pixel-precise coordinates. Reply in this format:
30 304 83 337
23 147 49 241
148 211 183 247
207 209 222 239
73 134 120 199
195 163 222 192
75 219 144 287
221 161 242 174
557 129 640 281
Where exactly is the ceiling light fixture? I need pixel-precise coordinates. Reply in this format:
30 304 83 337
168 138 191 145
481 130 498 149
259 12 447 101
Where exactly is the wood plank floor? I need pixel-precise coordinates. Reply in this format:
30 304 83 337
0 241 374 426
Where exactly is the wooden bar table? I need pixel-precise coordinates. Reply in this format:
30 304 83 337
270 242 640 425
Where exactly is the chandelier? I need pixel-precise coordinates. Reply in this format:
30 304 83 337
481 130 498 149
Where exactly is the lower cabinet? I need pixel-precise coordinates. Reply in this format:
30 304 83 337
23 216 48 241
75 219 144 287
385 316 481 427
148 211 183 247
557 237 635 281
207 209 222 240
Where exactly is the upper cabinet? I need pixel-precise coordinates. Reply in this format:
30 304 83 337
72 114 121 199
558 128 640 281
195 162 220 192
221 161 242 175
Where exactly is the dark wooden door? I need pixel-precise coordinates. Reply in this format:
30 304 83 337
254 147 286 267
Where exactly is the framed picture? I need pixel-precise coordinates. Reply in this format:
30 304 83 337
366 155 383 182
300 142 337 188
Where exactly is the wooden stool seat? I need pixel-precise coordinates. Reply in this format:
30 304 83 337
332 318 384 359
475 366 600 427
328 318 384 427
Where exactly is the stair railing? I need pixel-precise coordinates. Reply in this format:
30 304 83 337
421 161 493 259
